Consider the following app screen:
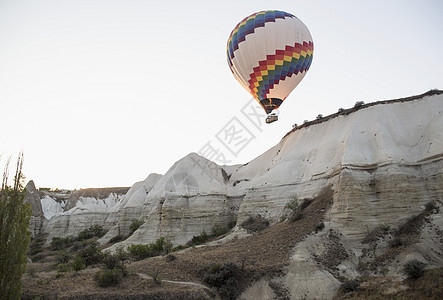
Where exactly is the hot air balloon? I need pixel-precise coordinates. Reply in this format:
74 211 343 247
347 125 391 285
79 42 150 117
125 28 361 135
227 10 313 123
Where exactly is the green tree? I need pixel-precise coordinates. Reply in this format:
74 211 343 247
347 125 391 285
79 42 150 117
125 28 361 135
0 154 32 299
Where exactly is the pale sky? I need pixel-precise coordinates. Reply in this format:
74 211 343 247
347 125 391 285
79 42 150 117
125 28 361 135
1 0 442 189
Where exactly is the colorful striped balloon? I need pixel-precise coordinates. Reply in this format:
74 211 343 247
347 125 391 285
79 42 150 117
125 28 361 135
227 10 313 114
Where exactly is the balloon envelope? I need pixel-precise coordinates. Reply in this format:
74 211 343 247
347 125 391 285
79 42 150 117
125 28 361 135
227 10 313 114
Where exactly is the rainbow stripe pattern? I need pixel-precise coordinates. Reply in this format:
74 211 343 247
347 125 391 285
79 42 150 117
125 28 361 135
227 10 295 68
248 41 313 101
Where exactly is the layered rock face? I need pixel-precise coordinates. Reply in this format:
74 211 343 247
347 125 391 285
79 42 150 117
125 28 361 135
104 154 241 249
43 187 128 242
233 94 442 232
98 173 163 243
24 181 45 237
236 93 443 299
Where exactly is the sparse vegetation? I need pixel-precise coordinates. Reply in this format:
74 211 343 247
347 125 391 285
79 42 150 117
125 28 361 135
57 263 71 273
204 262 240 299
149 268 162 285
286 195 299 212
55 250 72 264
29 237 44 256
129 219 143 233
285 195 305 222
71 238 96 252
95 268 126 287
403 260 426 279
340 280 360 293
51 236 74 250
127 237 172 260
21 185 352 299
102 246 128 270
77 225 105 241
94 247 129 287
189 230 210 246
362 223 391 244
211 223 233 237
240 215 269 233
357 200 440 275
72 255 86 271
77 241 102 267
387 200 437 251
108 234 125 244
424 200 438 213
315 222 325 232
188 222 236 246
165 254 176 262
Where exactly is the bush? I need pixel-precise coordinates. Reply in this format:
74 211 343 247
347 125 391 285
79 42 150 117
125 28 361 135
94 248 129 288
240 215 269 233
290 212 304 222
403 260 426 279
204 262 240 299
55 250 72 264
95 268 125 287
108 235 125 244
127 244 152 260
340 280 360 293
172 244 187 252
71 239 95 252
72 255 86 271
51 237 74 250
101 249 128 271
77 225 104 241
151 237 172 255
315 222 325 232
31 254 45 262
57 263 71 273
149 268 162 285
299 199 313 210
189 230 210 246
127 237 172 260
424 200 438 213
211 224 230 237
187 223 235 247
78 241 102 266
29 237 44 256
286 196 299 212
129 219 143 233
285 196 304 223
165 254 176 262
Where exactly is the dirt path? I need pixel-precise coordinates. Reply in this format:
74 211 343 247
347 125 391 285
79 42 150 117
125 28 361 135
137 272 212 291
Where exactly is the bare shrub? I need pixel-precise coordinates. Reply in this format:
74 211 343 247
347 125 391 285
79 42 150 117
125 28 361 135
240 215 269 233
403 260 426 279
